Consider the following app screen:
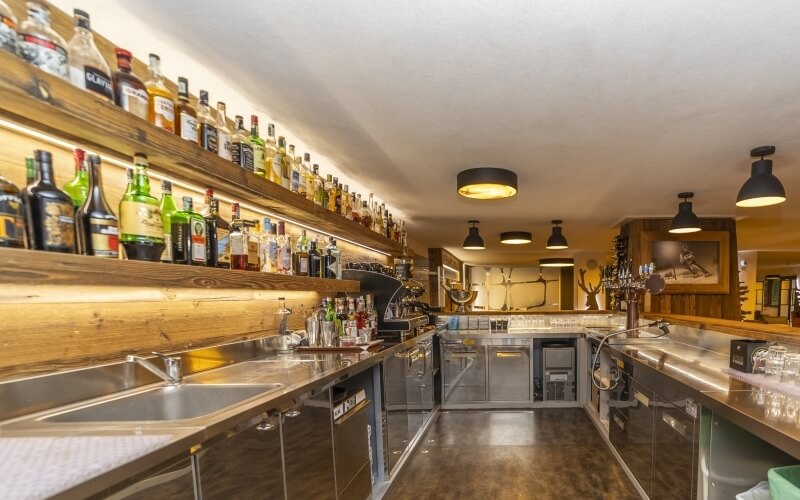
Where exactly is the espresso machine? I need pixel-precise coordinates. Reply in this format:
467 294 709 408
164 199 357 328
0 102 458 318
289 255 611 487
342 267 431 343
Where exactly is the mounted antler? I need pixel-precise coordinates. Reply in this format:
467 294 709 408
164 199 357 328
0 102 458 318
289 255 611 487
578 268 602 310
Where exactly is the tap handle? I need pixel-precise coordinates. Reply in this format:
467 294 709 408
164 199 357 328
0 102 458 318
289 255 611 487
151 351 179 367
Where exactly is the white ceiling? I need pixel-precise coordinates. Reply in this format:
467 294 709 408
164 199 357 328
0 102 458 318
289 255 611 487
112 0 800 265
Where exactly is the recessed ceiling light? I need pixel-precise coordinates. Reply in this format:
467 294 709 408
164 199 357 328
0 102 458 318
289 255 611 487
669 192 702 234
545 220 569 250
457 168 518 200
500 231 532 244
462 220 485 250
736 145 786 208
539 257 574 268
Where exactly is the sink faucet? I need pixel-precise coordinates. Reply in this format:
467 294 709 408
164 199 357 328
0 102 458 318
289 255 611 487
127 352 183 385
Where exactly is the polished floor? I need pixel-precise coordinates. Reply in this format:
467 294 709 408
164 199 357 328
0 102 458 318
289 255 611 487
385 409 641 500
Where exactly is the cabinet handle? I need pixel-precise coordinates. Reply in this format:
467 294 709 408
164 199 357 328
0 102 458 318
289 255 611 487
284 409 302 418
256 421 276 432
495 351 522 358
662 413 687 437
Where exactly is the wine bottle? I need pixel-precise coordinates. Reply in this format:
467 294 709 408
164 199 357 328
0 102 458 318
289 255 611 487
23 150 76 253
0 167 26 248
76 154 118 258
118 153 164 261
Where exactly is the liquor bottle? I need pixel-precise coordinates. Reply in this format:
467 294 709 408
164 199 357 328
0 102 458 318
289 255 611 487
124 167 133 196
76 154 118 258
25 157 35 186
230 115 254 171
288 144 300 193
67 9 112 102
112 48 148 120
209 198 230 268
118 153 164 261
293 229 309 277
325 297 336 322
359 201 372 228
204 197 221 267
174 77 198 143
249 115 267 177
350 195 362 224
324 175 336 212
268 220 279 272
335 297 347 337
197 90 218 153
346 297 358 337
323 238 341 279
63 148 88 208
23 150 76 253
340 184 351 218
312 165 324 206
171 196 206 266
145 54 175 132
308 238 322 278
265 124 278 183
276 221 292 274
301 153 313 200
229 220 247 271
158 180 176 263
366 294 377 337
334 178 343 213
245 220 260 272
0 0 18 56
259 218 276 273
18 1 68 80
0 167 26 248
386 212 394 239
216 102 233 162
274 137 292 190
366 193 375 228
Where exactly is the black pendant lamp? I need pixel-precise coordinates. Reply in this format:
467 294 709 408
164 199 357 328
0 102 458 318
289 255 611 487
500 231 532 245
539 257 574 268
457 168 518 200
545 220 568 250
669 192 701 234
462 220 485 250
736 146 786 208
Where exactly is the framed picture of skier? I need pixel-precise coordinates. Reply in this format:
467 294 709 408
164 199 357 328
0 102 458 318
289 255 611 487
640 231 730 294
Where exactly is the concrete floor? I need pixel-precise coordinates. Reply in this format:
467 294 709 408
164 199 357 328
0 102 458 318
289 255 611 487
385 409 641 500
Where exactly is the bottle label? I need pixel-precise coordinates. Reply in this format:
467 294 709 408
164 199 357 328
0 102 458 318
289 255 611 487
233 143 254 171
231 235 245 255
0 15 17 54
70 65 113 101
218 130 232 161
120 85 149 120
201 124 218 152
0 193 25 245
171 221 187 260
180 113 198 142
247 240 259 265
190 218 206 262
253 145 266 175
299 256 309 274
88 217 119 257
119 200 162 239
153 95 175 130
271 154 282 181
161 232 173 262
291 171 300 193
40 198 75 249
18 33 68 79
279 246 291 272
217 228 230 264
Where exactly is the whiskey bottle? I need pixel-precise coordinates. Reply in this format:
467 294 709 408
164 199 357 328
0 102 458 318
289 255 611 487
245 220 260 271
209 198 230 268
145 54 175 132
230 115 254 171
112 48 148 120
158 180 177 263
76 154 118 258
171 196 206 266
174 77 198 143
302 153 314 201
0 168 26 248
359 201 372 228
276 221 292 274
18 1 68 80
23 150 76 253
63 148 88 208
312 165 324 206
118 153 164 261
249 115 267 177
264 124 278 182
288 144 300 193
0 0 18 56
229 219 247 271
325 175 336 211
67 9 112 102
216 102 233 162
274 137 292 190
25 157 35 186
308 238 322 278
197 90 218 153
293 229 309 276
340 184 351 218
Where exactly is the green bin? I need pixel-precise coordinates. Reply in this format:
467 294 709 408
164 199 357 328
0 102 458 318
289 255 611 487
768 466 800 499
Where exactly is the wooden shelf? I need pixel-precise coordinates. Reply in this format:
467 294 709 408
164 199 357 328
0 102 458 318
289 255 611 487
0 247 359 292
0 51 403 255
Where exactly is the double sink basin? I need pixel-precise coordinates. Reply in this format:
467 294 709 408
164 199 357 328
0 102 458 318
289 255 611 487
38 359 327 424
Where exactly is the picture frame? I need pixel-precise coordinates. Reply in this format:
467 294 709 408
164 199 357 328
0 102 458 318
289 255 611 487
640 231 730 294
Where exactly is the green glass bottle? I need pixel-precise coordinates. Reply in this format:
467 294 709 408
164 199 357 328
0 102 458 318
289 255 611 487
63 148 89 208
159 180 177 263
171 196 207 266
118 153 164 261
25 157 35 186
248 115 267 178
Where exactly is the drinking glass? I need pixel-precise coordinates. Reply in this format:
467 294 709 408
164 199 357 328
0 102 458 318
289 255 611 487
766 346 788 379
782 353 800 384
783 397 799 423
766 391 784 419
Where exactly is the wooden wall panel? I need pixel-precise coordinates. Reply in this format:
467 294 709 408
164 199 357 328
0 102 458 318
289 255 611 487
427 248 463 308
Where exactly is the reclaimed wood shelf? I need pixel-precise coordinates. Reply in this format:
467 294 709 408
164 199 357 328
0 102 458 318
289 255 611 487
0 247 359 292
0 50 403 255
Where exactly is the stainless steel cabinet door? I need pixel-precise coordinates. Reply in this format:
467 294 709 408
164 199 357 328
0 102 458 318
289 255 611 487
334 401 372 500
624 379 656 496
383 350 409 474
443 344 487 402
105 457 196 500
488 346 531 402
197 415 284 500
652 402 697 499
406 347 424 440
282 392 336 500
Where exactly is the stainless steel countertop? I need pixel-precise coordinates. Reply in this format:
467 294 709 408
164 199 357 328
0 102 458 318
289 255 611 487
0 328 440 499
442 327 586 339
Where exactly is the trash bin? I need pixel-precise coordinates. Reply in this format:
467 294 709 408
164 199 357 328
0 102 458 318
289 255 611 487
769 465 800 499
735 481 770 500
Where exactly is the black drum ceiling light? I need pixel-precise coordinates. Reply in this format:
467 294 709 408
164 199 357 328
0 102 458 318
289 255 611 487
457 167 518 200
539 257 574 268
545 220 568 250
500 231 532 245
462 220 485 250
669 192 702 234
736 145 786 208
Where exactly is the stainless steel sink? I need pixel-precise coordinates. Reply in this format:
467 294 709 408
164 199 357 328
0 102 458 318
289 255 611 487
188 359 329 385
41 384 282 423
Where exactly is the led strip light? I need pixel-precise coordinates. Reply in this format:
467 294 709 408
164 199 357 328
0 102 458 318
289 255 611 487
0 117 392 256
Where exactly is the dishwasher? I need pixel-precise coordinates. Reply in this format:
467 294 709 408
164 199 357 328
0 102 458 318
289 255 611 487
487 340 531 402
442 337 487 403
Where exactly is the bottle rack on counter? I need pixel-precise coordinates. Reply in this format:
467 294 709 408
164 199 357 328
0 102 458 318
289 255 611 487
0 50 404 255
0 247 359 292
